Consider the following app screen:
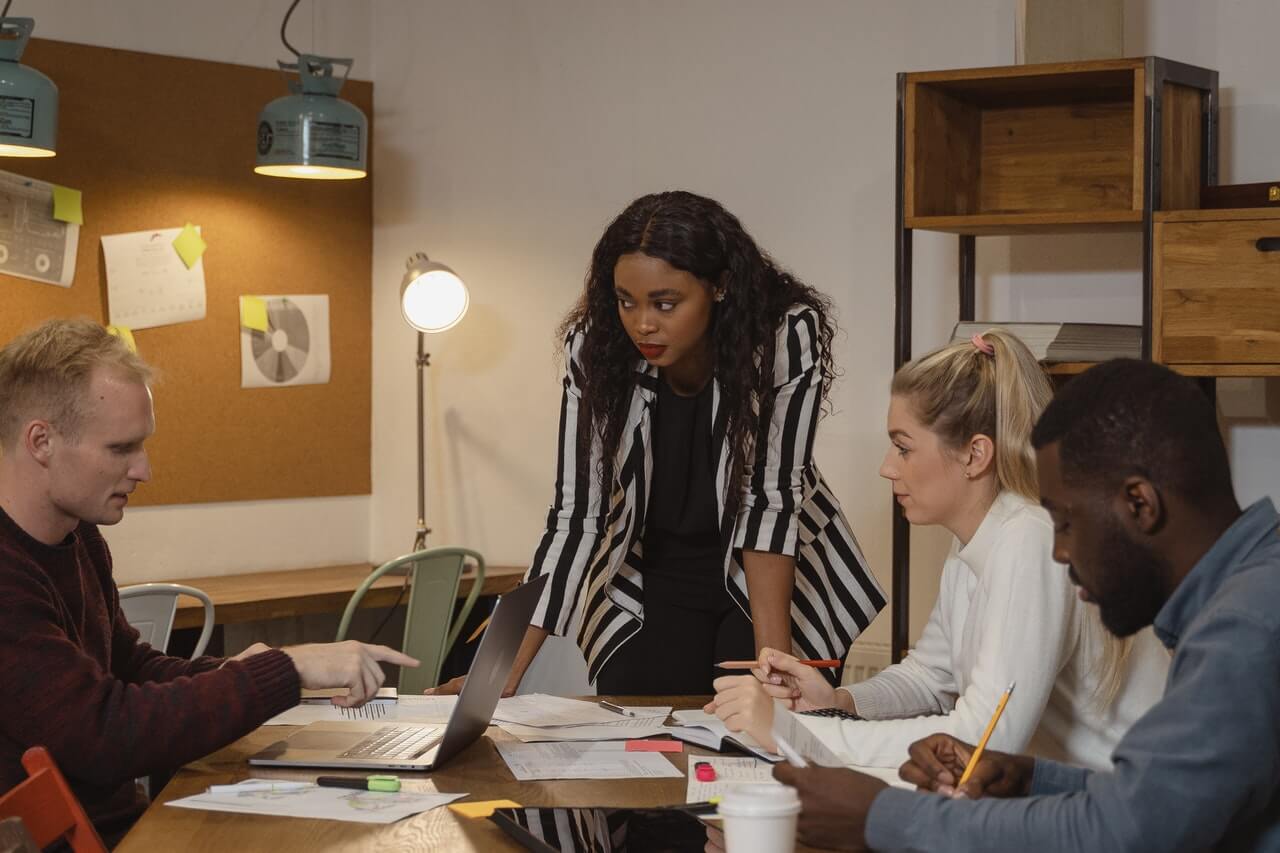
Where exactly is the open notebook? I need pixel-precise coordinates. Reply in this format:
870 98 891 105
666 709 782 762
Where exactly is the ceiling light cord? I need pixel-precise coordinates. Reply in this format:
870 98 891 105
279 0 303 58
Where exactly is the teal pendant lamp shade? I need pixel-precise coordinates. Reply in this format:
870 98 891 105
0 17 56 158
255 54 366 180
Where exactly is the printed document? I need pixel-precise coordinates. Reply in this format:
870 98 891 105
495 741 683 780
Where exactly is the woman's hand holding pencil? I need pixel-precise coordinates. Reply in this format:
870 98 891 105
726 647 840 713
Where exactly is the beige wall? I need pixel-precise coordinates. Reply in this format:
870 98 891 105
16 2 1277 672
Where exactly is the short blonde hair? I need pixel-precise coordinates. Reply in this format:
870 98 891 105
890 328 1051 501
0 318 153 449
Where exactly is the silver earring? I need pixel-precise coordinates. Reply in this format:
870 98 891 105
713 291 726 303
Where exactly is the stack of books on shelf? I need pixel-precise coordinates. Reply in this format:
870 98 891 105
951 322 1142 363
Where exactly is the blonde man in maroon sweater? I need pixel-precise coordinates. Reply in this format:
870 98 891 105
0 319 418 845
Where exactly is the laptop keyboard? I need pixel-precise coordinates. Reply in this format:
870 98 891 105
339 725 442 760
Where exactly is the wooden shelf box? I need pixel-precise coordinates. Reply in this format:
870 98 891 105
903 58 1211 235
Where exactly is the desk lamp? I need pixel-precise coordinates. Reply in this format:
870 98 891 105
400 253 469 550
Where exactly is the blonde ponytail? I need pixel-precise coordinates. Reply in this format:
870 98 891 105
891 328 1128 708
890 328 1050 500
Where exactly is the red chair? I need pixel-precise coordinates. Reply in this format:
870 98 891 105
0 747 106 853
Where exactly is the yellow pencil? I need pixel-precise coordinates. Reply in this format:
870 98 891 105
465 616 491 643
958 681 1016 787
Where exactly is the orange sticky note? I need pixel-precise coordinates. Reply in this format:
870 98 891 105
106 325 137 353
626 739 683 753
448 799 522 818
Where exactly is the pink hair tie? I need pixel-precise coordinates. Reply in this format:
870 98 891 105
971 333 995 356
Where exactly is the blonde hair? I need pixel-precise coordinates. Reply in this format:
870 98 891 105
0 318 153 449
891 328 1051 500
892 328 1130 706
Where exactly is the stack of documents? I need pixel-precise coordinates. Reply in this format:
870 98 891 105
493 694 672 743
264 695 459 726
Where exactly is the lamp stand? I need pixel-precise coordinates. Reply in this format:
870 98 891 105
414 330 432 552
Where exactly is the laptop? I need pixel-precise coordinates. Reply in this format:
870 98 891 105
248 573 546 771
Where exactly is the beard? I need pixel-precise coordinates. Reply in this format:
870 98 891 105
1089 514 1171 637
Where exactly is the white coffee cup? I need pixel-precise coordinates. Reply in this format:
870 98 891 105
718 783 802 853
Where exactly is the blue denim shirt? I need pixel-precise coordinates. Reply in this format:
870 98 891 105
866 498 1280 853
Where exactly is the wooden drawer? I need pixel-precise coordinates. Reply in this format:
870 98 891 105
1154 212 1280 366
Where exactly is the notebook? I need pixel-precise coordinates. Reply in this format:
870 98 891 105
666 709 782 763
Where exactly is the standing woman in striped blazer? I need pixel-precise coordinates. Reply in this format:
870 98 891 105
442 191 885 695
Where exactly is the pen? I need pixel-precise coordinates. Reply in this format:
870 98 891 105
957 681 1016 787
598 699 638 717
772 733 809 769
315 775 402 793
715 659 841 669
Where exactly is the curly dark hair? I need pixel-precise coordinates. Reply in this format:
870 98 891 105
559 190 838 506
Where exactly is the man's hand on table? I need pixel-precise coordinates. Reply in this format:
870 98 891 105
899 733 1035 799
282 641 419 707
772 763 886 852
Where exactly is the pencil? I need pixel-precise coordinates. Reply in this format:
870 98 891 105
957 681 1016 787
715 659 841 669
466 616 491 643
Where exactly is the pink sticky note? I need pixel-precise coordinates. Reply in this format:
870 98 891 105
626 740 683 753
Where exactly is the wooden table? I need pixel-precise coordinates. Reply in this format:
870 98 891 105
169 563 527 629
116 696 758 852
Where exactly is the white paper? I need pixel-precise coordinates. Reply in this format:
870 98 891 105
492 694 670 728
264 695 458 726
167 781 465 824
0 170 79 287
239 294 331 387
771 710 844 767
685 756 778 803
495 741 683 780
497 721 670 743
669 710 781 762
101 227 206 329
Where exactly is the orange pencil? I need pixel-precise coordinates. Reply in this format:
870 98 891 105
958 681 1016 786
715 659 841 669
465 616 491 643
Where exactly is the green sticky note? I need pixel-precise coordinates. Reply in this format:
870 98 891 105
52 185 84 225
172 223 207 269
240 296 269 332
106 325 137 353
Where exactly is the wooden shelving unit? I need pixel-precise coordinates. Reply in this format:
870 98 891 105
890 57 1219 662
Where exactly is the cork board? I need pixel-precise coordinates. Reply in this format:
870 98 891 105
0 39 372 506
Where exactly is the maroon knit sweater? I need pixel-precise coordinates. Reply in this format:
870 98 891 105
0 507 301 845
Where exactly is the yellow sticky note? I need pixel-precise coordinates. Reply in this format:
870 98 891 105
172 223 207 269
106 325 137 353
448 799 522 819
240 296 269 332
52 185 84 225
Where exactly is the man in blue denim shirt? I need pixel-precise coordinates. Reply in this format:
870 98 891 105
774 359 1280 852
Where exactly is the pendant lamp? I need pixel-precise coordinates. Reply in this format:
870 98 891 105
254 0 366 179
0 14 56 158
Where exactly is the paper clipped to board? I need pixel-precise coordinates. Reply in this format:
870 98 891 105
239 294 331 388
0 169 79 287
102 227 207 330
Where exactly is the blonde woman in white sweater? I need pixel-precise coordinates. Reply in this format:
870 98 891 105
708 330 1168 771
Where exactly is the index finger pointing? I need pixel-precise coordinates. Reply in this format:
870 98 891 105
365 644 421 668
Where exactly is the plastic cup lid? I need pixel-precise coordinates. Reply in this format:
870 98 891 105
717 783 802 817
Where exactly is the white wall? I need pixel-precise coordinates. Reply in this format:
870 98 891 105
368 0 1021 656
22 1 376 582
369 0 1280 663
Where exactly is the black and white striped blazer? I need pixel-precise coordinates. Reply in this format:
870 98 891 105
524 305 886 683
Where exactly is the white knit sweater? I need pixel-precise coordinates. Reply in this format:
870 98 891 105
787 491 1169 771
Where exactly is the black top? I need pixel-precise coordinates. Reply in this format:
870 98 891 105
642 377 722 588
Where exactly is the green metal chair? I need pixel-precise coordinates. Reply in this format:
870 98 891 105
335 547 486 694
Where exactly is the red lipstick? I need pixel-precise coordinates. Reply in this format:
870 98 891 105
636 343 667 360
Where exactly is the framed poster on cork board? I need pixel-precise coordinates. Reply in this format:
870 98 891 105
0 38 372 506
